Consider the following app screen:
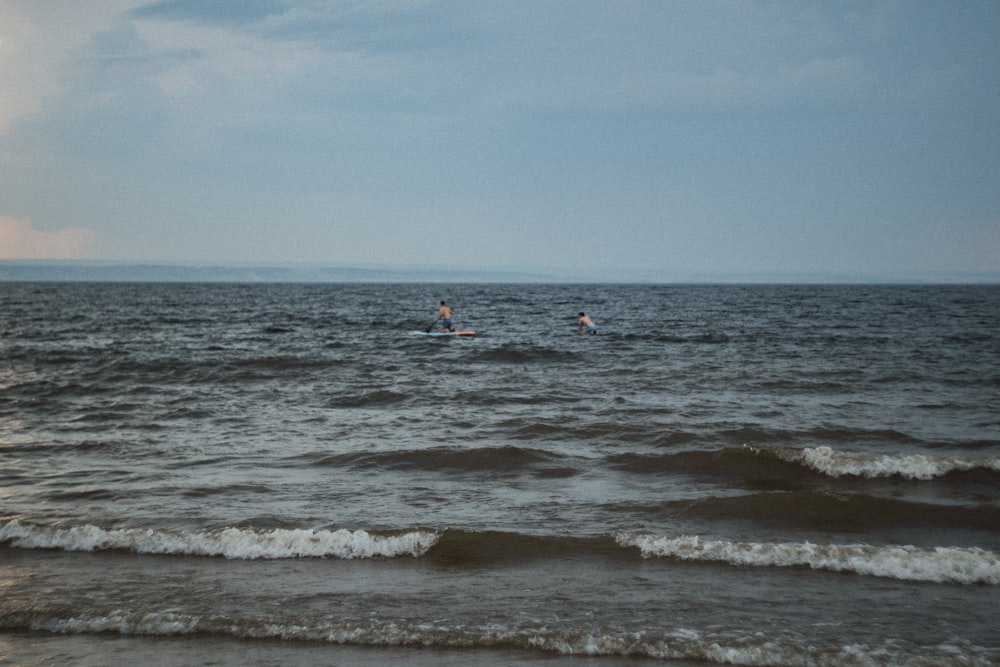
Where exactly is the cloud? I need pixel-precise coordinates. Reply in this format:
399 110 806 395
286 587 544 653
0 216 96 259
0 1 143 134
130 0 287 26
131 0 467 53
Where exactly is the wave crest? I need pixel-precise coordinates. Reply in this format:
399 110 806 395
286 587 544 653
779 445 1000 480
0 521 438 559
616 533 1000 584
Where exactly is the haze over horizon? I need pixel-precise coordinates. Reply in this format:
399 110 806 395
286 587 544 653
2 1 998 283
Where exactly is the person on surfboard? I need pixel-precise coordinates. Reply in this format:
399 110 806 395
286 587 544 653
439 301 455 332
578 312 598 335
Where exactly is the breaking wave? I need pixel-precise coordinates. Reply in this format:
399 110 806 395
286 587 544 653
0 521 438 560
617 533 1000 585
778 445 1000 480
5 520 998 585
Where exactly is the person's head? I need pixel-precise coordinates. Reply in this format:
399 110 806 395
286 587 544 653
441 301 447 306
578 312 585 317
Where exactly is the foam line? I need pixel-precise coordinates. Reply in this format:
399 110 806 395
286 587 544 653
617 533 1000 584
0 521 439 559
775 445 1000 480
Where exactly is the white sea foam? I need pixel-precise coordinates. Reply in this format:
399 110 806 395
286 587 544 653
0 520 439 559
779 445 1000 480
25 611 1000 666
41 610 199 637
616 533 1000 585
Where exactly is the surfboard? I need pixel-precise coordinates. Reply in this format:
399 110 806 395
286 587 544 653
410 331 476 337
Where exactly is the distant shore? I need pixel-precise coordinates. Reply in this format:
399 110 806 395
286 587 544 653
2 260 996 284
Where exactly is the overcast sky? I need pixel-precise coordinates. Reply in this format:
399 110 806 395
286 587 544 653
1 1 998 281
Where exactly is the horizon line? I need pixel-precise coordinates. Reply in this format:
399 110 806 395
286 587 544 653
0 259 998 285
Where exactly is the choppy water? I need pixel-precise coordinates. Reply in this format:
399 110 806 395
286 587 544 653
1 282 999 665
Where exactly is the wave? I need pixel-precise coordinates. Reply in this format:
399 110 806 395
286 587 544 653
4 520 998 585
303 444 564 472
3 355 349 392
424 529 619 565
3 609 996 666
299 440 1000 483
777 445 1000 480
471 346 579 363
0 521 437 560
617 533 1000 585
611 445 1000 483
671 490 1000 533
327 389 409 408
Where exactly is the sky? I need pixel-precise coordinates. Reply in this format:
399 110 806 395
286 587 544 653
1 1 998 281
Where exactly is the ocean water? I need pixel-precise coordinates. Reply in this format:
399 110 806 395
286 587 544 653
1 282 998 666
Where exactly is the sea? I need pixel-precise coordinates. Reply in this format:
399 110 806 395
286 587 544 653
1 281 998 666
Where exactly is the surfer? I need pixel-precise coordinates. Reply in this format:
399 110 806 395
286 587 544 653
578 312 598 335
439 301 455 332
